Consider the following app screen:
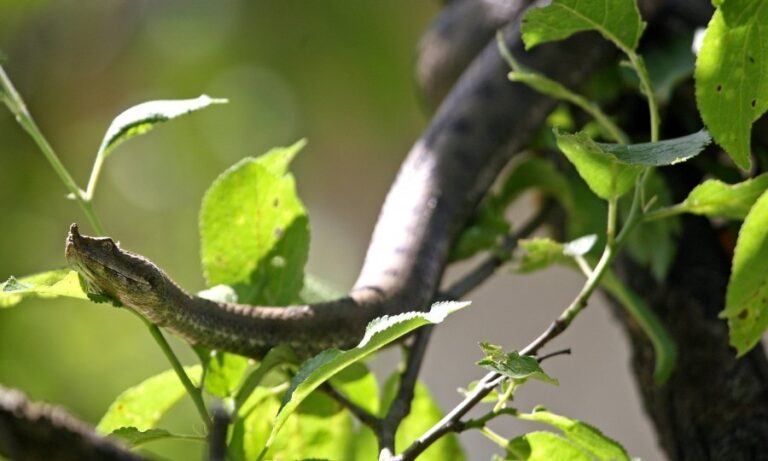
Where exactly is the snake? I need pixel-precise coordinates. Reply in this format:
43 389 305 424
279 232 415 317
64 0 617 359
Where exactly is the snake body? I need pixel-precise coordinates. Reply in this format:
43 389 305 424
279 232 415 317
65 4 614 359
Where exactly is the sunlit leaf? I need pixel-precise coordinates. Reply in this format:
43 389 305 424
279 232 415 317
517 408 630 461
518 235 595 273
477 343 558 385
109 427 203 447
722 189 768 355
521 0 645 52
378 374 465 461
330 362 380 415
678 173 768 220
202 351 249 399
555 130 642 200
98 95 227 158
517 238 567 273
229 387 353 461
97 366 201 434
695 0 768 169
200 143 309 305
0 269 88 307
265 301 470 449
506 431 591 460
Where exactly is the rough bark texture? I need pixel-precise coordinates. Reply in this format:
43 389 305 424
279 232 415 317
0 386 141 461
610 201 768 460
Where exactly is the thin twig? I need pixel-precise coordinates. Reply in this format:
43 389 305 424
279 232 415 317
378 325 435 457
321 383 380 431
536 348 571 363
378 204 552 460
441 201 554 301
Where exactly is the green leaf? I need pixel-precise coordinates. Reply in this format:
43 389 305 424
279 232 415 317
598 130 711 166
565 170 608 244
498 157 573 212
516 409 630 461
98 95 227 158
601 270 677 384
200 143 310 305
518 238 567 273
234 344 297 410
109 427 203 447
678 173 768 220
477 343 558 385
0 270 89 307
96 366 201 434
517 235 593 273
695 0 768 169
722 189 768 355
378 374 466 461
255 139 307 176
265 301 470 449
555 130 642 200
229 387 354 461
450 203 510 262
330 362 380 415
521 0 645 52
202 351 249 398
505 431 591 460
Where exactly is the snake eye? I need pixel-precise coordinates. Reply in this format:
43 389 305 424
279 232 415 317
101 240 115 251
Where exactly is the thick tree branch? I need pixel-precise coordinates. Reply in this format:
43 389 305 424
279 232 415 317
0 386 141 461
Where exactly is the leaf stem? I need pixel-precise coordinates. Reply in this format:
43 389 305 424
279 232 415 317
643 204 686 222
626 51 659 142
142 317 212 428
84 148 107 201
480 427 509 449
496 31 628 144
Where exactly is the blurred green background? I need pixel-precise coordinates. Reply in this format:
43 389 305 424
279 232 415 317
0 2 666 460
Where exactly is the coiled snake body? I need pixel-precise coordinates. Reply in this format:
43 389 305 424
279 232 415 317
65 2 614 359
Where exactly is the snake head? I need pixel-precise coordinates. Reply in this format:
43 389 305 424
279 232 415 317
65 224 168 321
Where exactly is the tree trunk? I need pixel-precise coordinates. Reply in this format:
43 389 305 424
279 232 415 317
611 206 768 460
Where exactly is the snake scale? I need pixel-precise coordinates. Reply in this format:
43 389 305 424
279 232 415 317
65 0 617 359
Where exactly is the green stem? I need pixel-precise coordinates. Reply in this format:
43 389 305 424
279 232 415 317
643 204 686 222
143 317 212 428
84 149 107 201
496 31 628 144
0 65 106 233
626 51 660 142
480 427 509 450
